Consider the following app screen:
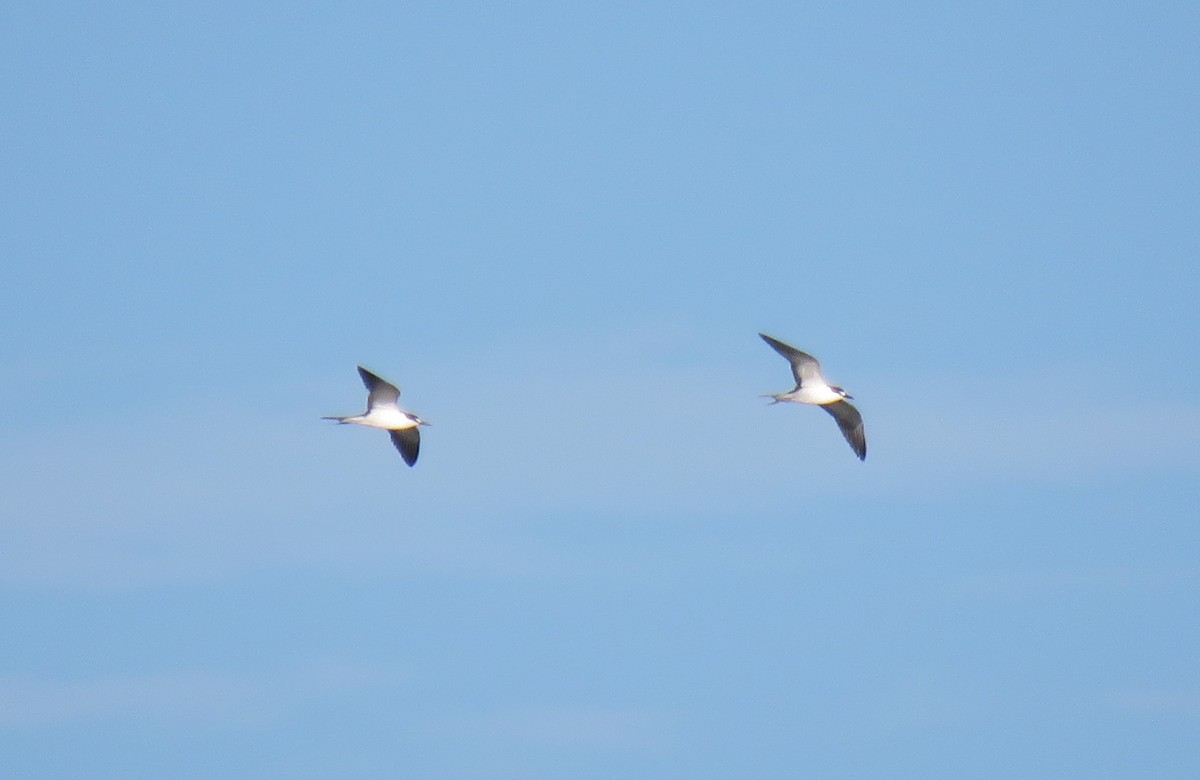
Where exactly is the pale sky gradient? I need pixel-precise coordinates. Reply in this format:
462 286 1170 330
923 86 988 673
3 2 1199 778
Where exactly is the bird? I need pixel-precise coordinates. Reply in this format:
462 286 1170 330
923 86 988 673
758 333 866 461
323 366 429 466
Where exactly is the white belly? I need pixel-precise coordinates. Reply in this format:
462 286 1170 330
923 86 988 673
349 408 417 430
789 385 843 405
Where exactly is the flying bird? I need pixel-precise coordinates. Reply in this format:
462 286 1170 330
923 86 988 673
758 333 866 461
323 366 429 466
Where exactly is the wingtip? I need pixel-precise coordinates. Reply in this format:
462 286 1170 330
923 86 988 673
389 428 420 467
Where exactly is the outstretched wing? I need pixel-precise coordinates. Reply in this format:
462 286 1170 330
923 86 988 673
388 427 421 466
357 366 401 409
822 400 867 461
759 333 824 389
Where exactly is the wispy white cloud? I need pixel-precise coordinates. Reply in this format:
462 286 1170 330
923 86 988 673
0 660 404 728
943 565 1200 602
430 704 685 752
871 675 999 730
1 337 1196 590
849 364 1200 493
0 671 268 728
1104 688 1200 717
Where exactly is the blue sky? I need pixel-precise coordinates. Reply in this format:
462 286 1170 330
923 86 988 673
2 1 1198 777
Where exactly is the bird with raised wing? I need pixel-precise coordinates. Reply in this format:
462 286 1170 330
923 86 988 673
758 333 866 461
323 366 429 466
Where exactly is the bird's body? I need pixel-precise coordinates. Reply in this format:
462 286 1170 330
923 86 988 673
333 405 419 431
323 366 428 466
767 381 847 406
759 333 867 461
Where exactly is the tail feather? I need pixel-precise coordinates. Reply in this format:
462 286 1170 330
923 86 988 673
321 416 348 423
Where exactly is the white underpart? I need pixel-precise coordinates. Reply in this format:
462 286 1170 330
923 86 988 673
780 382 844 405
343 406 418 430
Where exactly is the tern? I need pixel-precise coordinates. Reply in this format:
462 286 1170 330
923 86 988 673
759 333 866 461
323 366 429 466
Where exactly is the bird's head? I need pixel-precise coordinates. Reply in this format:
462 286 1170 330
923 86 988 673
832 386 853 400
